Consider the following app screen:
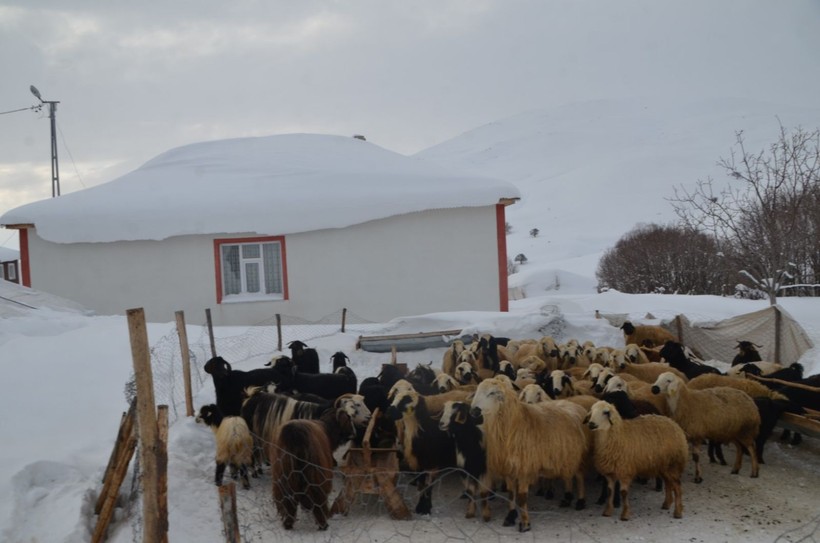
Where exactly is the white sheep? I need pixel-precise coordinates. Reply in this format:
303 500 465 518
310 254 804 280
650 372 760 483
585 400 687 520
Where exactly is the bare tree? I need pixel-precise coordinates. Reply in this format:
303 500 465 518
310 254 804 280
669 124 820 304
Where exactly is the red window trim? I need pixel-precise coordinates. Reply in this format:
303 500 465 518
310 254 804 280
213 235 288 304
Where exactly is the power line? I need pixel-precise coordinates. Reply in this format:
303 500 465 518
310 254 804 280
0 104 41 116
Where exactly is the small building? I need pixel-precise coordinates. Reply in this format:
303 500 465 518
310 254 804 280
1 134 520 325
0 246 20 284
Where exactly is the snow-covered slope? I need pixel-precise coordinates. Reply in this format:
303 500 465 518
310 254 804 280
416 98 820 294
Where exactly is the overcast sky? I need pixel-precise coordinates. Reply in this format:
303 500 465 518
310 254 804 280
2 0 820 248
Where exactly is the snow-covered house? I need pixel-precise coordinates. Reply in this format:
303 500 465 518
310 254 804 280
0 134 520 325
0 246 20 284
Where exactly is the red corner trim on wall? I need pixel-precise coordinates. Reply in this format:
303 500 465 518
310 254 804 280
496 204 509 312
19 228 31 287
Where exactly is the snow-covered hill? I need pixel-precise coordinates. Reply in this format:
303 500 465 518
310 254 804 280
416 98 820 295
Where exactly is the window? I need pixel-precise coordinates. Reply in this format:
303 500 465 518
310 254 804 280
7 263 15 281
214 236 287 303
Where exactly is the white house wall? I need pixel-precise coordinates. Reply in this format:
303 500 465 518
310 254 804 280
25 206 504 325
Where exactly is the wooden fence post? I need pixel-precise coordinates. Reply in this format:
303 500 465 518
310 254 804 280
276 314 282 352
218 483 241 543
206 308 217 358
127 307 162 543
175 310 194 417
774 305 782 364
157 405 169 543
675 315 683 344
341 307 347 333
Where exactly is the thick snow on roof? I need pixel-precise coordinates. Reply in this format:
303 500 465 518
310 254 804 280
0 246 19 262
0 134 519 244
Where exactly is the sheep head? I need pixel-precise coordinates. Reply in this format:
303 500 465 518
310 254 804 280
455 361 476 384
386 388 419 421
204 356 232 377
549 370 573 398
620 321 636 335
624 344 642 363
439 400 472 431
334 393 371 426
470 377 508 419
586 400 620 431
434 373 459 393
387 379 414 402
519 383 547 404
582 362 605 381
603 375 628 395
651 372 682 397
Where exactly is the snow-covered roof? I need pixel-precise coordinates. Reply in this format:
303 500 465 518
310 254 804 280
0 134 519 244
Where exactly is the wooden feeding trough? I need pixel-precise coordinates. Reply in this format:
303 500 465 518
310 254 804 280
331 406 412 520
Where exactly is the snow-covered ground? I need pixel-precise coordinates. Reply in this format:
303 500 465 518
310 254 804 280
1 278 818 542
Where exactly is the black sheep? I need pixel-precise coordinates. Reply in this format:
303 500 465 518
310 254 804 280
659 341 722 379
731 341 763 367
203 356 284 416
288 340 321 374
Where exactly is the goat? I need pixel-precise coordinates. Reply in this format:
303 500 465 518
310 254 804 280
288 340 320 374
658 341 722 380
204 356 283 416
196 404 255 489
331 351 350 372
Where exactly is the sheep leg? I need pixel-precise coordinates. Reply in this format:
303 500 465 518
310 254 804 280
661 476 673 510
312 504 329 531
574 472 586 510
691 441 703 484
708 441 727 465
618 478 632 521
595 475 608 505
480 489 491 522
503 482 518 526
414 474 433 515
515 481 531 533
215 462 226 486
239 464 250 490
281 497 297 530
602 476 615 517
747 440 759 478
672 477 683 518
464 480 476 519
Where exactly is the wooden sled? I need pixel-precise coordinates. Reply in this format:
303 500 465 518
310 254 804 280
331 407 412 520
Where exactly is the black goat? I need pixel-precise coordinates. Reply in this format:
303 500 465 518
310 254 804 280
659 341 722 379
357 377 396 448
274 356 357 402
731 341 763 366
439 401 491 521
387 388 457 515
405 363 439 395
331 351 350 372
203 356 283 416
378 364 407 390
288 340 320 374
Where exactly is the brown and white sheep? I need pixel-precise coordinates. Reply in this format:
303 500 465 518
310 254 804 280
650 372 760 483
624 343 651 365
513 336 560 370
470 377 588 532
585 400 687 520
196 404 255 489
620 321 676 348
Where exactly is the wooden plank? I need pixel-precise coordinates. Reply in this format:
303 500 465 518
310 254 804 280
156 405 169 543
218 484 241 543
95 399 136 514
91 424 137 543
175 310 194 417
778 412 820 440
127 307 161 543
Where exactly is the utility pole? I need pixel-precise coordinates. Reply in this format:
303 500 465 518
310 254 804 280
30 85 61 197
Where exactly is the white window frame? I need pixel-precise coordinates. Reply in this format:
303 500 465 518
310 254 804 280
215 236 287 304
6 263 15 281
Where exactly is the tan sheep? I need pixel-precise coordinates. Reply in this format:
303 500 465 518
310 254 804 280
441 339 465 376
620 321 676 348
513 335 560 370
471 377 589 532
602 375 670 416
624 343 651 365
615 359 689 385
650 372 760 483
585 400 687 520
687 373 787 400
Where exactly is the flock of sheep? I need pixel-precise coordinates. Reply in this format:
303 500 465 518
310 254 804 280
197 323 817 532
